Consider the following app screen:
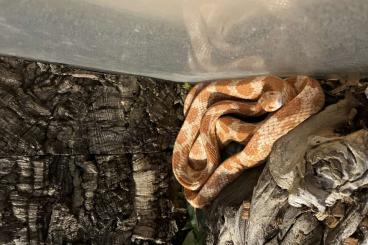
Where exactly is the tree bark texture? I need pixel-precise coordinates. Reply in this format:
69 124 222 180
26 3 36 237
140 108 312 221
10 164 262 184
0 56 188 245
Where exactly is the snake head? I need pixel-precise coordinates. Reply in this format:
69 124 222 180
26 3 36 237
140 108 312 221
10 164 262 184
258 91 284 112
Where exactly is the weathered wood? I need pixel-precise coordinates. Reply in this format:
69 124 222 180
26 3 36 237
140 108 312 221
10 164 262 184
205 86 368 244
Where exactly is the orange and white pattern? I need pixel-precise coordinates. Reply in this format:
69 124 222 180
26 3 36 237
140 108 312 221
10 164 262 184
172 76 325 208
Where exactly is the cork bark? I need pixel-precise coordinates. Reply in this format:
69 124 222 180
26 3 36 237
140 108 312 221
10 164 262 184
0 56 187 245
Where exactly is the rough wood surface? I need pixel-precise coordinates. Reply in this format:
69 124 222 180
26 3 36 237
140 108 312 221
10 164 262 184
0 56 187 244
204 82 368 244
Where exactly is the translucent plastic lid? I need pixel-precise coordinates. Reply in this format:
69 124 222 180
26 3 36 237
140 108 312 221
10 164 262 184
1 0 368 81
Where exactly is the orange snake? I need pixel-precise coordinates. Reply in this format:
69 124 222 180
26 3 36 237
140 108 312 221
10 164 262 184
172 76 325 208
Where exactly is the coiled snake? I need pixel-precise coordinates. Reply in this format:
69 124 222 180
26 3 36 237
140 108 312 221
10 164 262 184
172 76 325 208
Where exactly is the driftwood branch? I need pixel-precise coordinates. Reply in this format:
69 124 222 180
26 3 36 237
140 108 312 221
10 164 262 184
205 92 368 244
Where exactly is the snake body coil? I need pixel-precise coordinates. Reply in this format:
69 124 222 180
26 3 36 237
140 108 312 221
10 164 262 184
172 76 325 208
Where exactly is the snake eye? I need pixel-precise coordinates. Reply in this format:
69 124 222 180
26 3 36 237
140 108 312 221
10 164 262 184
259 91 284 112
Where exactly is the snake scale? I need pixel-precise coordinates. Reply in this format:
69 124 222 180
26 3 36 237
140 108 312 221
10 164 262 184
172 76 325 208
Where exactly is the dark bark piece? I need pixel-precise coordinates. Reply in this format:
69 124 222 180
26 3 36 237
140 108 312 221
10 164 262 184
0 56 187 244
325 193 368 244
0 57 184 156
265 210 323 245
131 153 178 243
